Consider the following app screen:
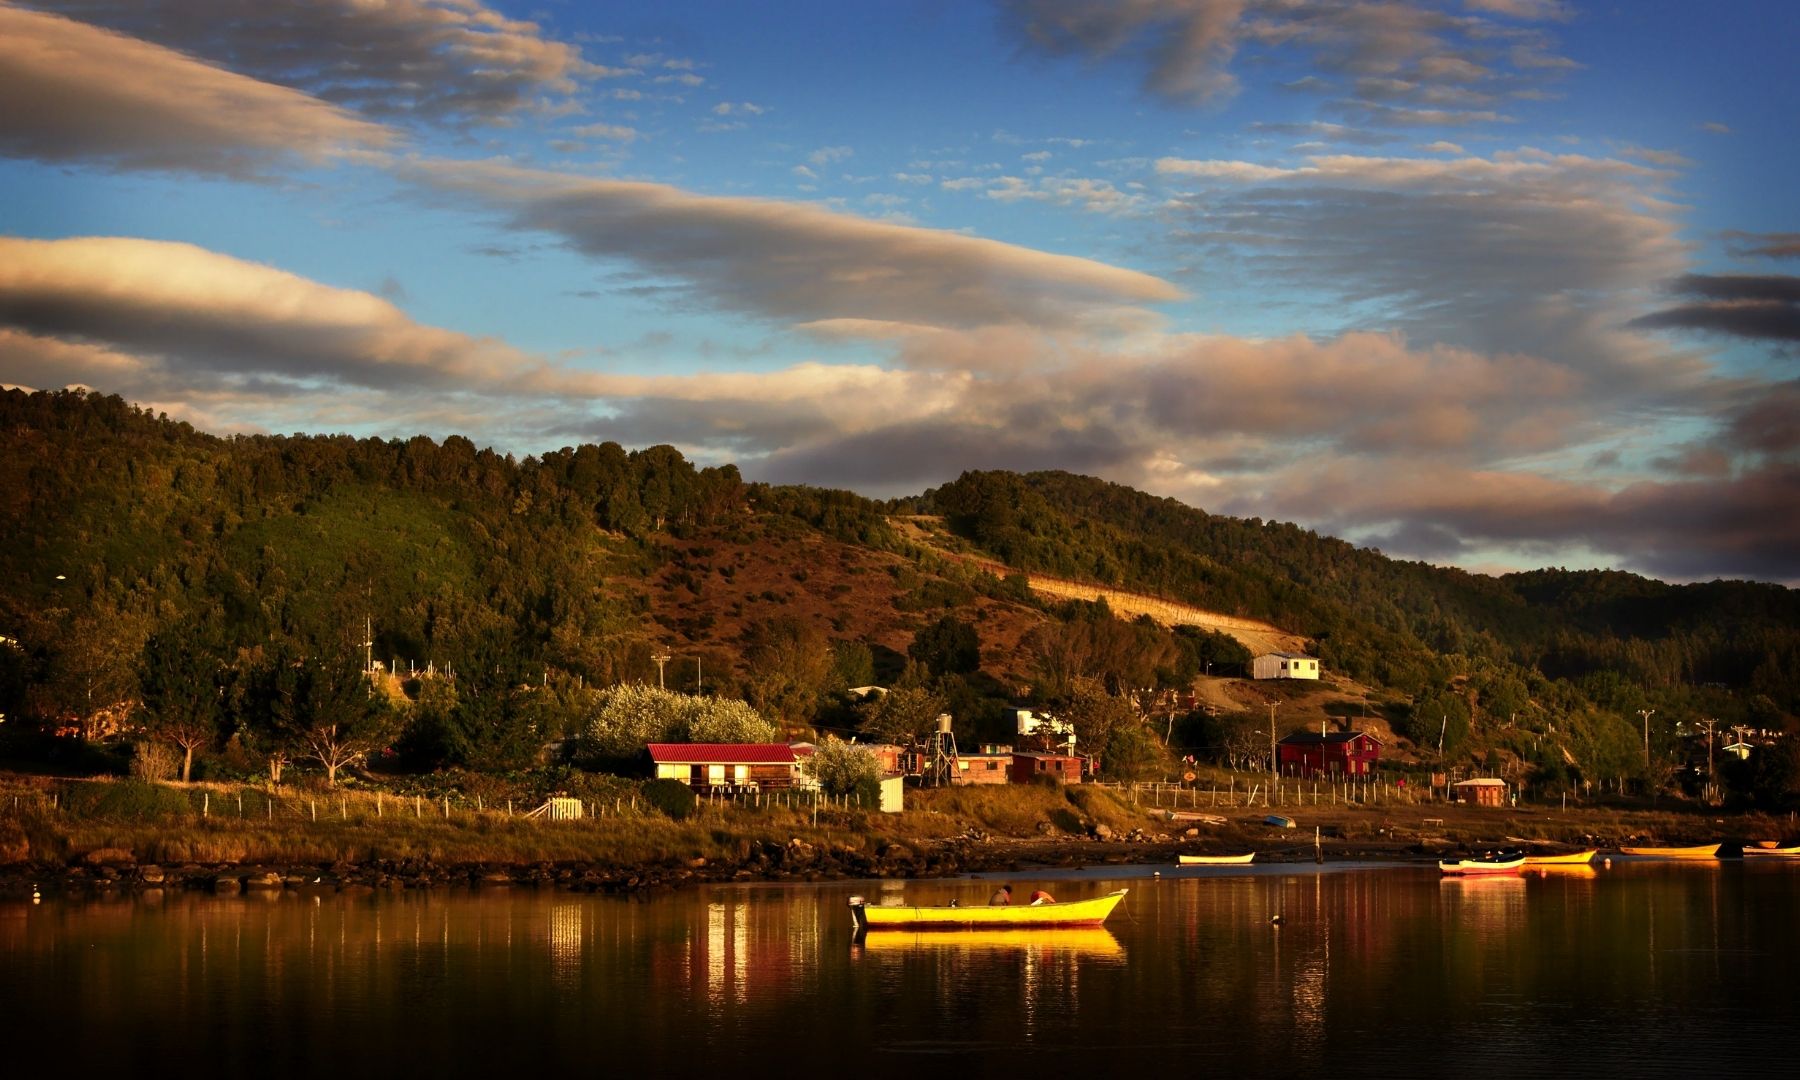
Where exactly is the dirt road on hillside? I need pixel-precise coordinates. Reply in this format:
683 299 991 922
894 516 1307 655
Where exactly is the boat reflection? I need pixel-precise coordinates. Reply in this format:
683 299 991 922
852 927 1125 960
1525 864 1599 880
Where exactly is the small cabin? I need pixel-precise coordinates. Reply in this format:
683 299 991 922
1451 777 1507 807
1253 652 1321 680
952 747 1013 785
1277 730 1382 777
1009 752 1083 785
646 743 801 792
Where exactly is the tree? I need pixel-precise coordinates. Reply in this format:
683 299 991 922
583 684 774 760
857 685 946 750
250 651 398 786
1102 721 1164 781
909 614 981 676
1055 677 1136 768
807 738 883 800
137 629 227 783
742 616 834 726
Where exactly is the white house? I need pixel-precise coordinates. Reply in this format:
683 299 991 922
1252 652 1321 680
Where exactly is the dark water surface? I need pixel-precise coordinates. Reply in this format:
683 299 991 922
4 861 1795 1076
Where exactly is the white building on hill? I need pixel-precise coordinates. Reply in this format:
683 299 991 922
1252 652 1321 681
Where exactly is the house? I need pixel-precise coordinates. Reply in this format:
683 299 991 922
1722 740 1754 761
646 743 801 792
1009 752 1083 785
1253 652 1321 680
1451 777 1507 806
1277 730 1382 777
952 745 1013 785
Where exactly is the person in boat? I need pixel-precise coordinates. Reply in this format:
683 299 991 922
988 885 1012 906
1028 889 1056 905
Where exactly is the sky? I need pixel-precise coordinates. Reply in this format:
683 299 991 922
1 0 1796 585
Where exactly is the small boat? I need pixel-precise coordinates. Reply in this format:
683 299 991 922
1524 850 1597 866
1263 815 1296 829
1741 844 1800 858
848 889 1129 931
1619 844 1721 859
1177 853 1256 866
1439 852 1525 876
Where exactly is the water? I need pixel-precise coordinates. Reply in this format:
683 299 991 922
3 862 1795 1076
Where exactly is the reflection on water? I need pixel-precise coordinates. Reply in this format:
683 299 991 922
1 863 1795 1076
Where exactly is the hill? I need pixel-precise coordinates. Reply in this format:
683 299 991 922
1 389 1794 798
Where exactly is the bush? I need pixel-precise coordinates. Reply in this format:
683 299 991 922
60 779 191 822
129 741 180 782
641 778 697 820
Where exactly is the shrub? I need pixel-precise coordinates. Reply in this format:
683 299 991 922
129 741 180 782
60 779 191 822
641 778 697 820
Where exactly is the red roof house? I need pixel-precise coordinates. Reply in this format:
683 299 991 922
647 743 801 790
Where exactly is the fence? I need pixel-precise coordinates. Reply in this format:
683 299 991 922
1 778 877 828
1094 773 1424 810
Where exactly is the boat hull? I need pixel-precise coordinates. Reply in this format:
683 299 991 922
1177 853 1256 866
1619 844 1721 859
850 889 1128 930
1524 850 1597 866
1439 856 1525 875
1742 846 1800 858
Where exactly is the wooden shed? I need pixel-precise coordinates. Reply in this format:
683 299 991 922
1451 777 1507 806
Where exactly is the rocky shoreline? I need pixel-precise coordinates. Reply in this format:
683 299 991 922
1 832 1459 902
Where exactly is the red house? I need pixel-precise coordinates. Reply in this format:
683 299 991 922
647 743 801 791
1009 752 1083 785
1276 730 1382 777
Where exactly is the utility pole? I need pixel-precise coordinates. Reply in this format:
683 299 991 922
1267 701 1279 791
361 616 373 673
1696 718 1718 798
651 651 671 691
694 656 702 694
1638 708 1655 768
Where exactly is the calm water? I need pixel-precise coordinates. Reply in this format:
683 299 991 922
3 861 1795 1076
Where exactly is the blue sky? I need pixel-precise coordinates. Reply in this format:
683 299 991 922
1 0 1795 583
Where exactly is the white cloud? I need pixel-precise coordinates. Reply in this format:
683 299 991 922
0 6 392 177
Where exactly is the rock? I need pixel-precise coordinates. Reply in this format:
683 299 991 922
139 865 165 884
1184 828 1200 838
1092 824 1114 841
686 857 708 869
82 847 135 867
480 872 513 886
212 875 242 894
244 871 283 890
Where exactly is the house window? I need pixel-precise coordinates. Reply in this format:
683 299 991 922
707 765 726 785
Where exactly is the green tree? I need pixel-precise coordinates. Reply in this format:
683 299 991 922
743 616 834 726
137 629 227 783
1102 721 1165 782
1055 676 1136 767
908 614 982 676
807 738 883 798
251 651 398 786
857 685 947 750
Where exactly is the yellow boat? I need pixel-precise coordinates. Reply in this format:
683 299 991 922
1619 844 1721 859
1524 850 1597 865
1177 853 1256 866
848 889 1129 931
1742 844 1800 858
854 928 1125 957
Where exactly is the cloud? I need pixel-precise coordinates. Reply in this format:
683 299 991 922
1724 231 1800 260
1631 274 1800 343
712 101 767 116
1000 0 1574 107
401 159 1183 333
0 236 581 395
808 145 854 167
1699 121 1732 135
31 0 614 125
1155 148 1693 373
0 5 392 176
570 122 640 142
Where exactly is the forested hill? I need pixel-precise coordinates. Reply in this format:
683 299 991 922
911 471 1798 709
1 389 1794 785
